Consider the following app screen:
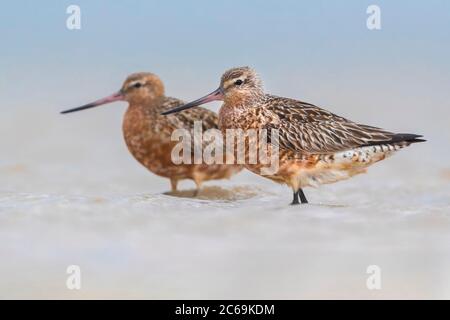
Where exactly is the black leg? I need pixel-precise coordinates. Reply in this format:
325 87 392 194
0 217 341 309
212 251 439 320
292 190 300 205
299 188 308 204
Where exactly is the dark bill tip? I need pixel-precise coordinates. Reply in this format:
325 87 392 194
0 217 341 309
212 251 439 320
60 92 124 114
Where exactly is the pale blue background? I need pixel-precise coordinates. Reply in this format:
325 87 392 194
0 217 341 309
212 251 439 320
1 0 449 127
1 1 450 299
2 0 449 182
0 0 450 180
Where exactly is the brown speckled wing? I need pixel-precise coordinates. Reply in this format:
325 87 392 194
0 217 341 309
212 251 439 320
264 96 394 154
177 106 219 131
161 97 219 131
160 97 232 158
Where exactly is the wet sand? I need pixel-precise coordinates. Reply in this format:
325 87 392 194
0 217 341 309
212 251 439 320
1 108 449 299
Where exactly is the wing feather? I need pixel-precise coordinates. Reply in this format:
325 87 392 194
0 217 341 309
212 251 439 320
264 96 394 154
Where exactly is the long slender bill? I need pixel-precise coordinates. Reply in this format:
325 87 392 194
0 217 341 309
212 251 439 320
161 88 223 115
60 92 124 114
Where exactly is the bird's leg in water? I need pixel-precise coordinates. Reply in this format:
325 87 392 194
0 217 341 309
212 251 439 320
292 189 308 205
170 178 178 192
193 175 202 197
292 190 300 205
299 189 308 204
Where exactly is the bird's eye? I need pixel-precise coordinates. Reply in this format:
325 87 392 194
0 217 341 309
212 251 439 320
133 83 142 88
234 79 244 86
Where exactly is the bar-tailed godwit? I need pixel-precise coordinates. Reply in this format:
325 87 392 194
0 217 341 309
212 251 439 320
61 72 242 194
162 67 425 205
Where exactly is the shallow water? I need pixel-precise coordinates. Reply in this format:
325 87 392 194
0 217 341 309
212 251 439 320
2 0 450 300
1 112 449 299
0 83 449 299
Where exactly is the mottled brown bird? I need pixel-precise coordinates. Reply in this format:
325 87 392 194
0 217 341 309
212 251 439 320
162 67 425 205
61 72 242 193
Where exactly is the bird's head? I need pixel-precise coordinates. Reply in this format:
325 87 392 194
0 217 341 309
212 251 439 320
161 66 263 116
60 72 165 114
219 66 264 103
120 73 165 105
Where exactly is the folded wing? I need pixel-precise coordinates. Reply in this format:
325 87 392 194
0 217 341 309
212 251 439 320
264 96 423 154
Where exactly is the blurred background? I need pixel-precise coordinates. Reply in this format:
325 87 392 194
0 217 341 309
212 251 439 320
0 0 449 299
